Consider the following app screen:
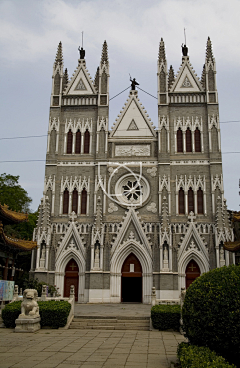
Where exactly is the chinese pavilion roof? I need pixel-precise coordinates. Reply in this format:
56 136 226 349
224 240 240 253
0 222 37 251
232 212 240 222
0 203 28 224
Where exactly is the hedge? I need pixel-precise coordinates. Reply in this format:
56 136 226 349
182 265 240 366
2 300 71 329
177 342 236 368
151 304 181 330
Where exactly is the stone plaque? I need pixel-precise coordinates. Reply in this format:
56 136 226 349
115 145 150 156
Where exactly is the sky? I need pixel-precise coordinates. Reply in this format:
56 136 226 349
0 0 240 212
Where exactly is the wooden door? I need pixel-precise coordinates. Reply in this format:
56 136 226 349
64 259 79 301
185 260 200 289
121 253 142 302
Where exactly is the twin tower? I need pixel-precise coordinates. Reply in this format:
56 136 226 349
31 38 234 303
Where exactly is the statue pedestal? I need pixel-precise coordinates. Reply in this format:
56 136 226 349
39 258 45 268
15 316 41 333
220 260 225 267
162 260 169 272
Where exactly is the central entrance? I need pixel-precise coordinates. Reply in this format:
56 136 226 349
121 253 142 302
64 258 79 301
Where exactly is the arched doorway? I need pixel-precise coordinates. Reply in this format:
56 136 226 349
185 260 200 289
121 253 142 302
64 258 79 301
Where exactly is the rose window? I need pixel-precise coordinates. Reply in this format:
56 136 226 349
122 180 143 202
115 174 150 207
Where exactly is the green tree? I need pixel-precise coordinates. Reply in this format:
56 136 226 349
0 173 32 213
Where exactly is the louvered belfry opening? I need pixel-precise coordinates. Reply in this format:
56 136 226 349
84 129 90 154
67 130 73 154
195 128 201 152
177 128 183 152
186 128 192 152
81 188 87 214
179 187 185 214
75 130 81 154
188 187 194 213
197 188 204 214
72 188 78 213
63 189 69 214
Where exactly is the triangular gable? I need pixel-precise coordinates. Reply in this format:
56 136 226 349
111 208 152 256
178 220 208 261
110 92 156 138
170 61 203 93
56 221 86 263
65 64 96 95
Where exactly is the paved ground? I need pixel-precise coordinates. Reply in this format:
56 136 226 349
74 303 151 317
0 328 185 368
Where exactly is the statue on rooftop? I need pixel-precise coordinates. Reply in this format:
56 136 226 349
181 43 188 57
130 76 139 90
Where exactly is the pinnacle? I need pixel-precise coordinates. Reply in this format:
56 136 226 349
94 66 99 91
168 65 175 90
63 68 69 90
101 40 109 68
158 38 166 64
201 64 206 89
55 41 63 66
206 36 214 61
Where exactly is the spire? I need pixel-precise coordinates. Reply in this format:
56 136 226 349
201 64 206 89
161 196 169 229
206 36 214 62
94 66 99 91
54 41 63 67
101 40 109 68
62 68 69 90
158 38 166 64
168 65 175 90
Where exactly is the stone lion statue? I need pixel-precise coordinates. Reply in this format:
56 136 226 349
19 289 40 318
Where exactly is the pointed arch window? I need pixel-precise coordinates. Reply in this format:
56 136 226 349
84 129 90 154
197 188 203 214
188 187 194 213
67 130 73 154
179 187 185 214
72 188 78 213
81 188 87 214
177 128 183 152
186 128 192 152
63 189 69 214
195 128 201 152
75 130 81 154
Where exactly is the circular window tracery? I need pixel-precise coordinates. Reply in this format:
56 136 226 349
115 174 150 207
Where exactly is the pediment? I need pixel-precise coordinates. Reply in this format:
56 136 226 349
110 91 156 138
64 63 96 95
170 62 203 93
111 208 152 256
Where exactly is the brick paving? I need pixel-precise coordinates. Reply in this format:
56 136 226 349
0 328 185 368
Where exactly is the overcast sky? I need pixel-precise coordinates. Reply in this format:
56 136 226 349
0 0 239 211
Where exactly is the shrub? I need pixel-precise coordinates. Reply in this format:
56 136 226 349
38 301 71 328
151 304 181 330
2 301 21 328
182 265 240 366
177 342 236 368
2 300 71 329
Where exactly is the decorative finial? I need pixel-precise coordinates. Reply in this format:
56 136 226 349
129 74 139 90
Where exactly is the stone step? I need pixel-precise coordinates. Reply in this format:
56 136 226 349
70 316 150 330
70 324 149 330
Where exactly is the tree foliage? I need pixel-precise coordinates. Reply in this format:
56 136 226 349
0 173 32 213
182 265 240 367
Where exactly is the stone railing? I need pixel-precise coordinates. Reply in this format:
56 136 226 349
151 287 180 306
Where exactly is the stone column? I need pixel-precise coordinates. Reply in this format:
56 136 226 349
36 246 41 270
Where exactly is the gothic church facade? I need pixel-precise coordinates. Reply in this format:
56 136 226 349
31 38 234 303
